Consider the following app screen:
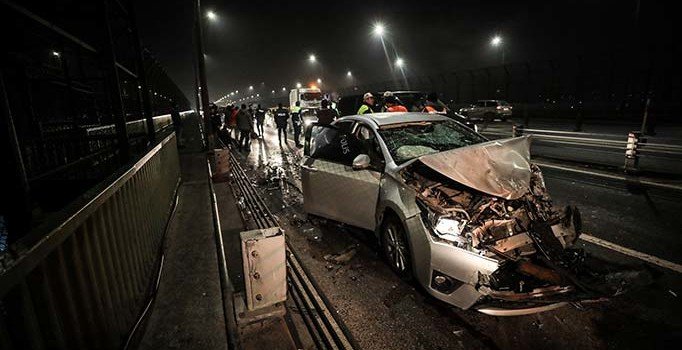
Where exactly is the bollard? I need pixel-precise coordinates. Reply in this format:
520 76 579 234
624 131 642 174
240 227 286 311
212 148 231 182
512 124 524 137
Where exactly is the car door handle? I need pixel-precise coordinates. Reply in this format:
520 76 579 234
301 164 318 172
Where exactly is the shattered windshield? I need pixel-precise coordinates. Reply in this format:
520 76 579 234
379 120 485 164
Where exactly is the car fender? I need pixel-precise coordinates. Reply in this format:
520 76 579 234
375 173 421 234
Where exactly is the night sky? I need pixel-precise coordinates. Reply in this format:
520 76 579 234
134 0 675 103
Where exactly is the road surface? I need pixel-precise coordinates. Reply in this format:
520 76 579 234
226 120 682 349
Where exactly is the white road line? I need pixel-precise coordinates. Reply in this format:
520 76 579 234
535 161 682 192
579 233 682 274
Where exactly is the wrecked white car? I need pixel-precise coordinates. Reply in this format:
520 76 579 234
301 112 599 315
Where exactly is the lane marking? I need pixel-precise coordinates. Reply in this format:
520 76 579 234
535 161 682 192
579 233 682 274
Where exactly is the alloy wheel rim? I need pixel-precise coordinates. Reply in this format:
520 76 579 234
386 225 406 272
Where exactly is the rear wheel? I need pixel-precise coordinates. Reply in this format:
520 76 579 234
380 215 413 280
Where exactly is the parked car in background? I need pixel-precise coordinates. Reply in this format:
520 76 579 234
459 100 512 121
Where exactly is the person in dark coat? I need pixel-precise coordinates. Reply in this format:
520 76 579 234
273 103 289 146
316 99 338 125
236 104 253 151
255 104 266 137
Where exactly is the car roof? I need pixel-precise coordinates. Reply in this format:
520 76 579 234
339 112 450 128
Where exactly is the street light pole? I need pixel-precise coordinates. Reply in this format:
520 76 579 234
194 0 212 150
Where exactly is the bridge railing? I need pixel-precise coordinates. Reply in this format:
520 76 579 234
0 132 180 349
479 125 682 176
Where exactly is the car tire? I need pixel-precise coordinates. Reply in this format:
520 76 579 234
380 214 413 281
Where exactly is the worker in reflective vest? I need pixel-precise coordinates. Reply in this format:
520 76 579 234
357 92 375 114
290 101 303 147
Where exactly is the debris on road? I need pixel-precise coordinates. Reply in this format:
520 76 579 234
324 245 359 265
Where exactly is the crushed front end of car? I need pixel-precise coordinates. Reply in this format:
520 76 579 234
399 136 649 315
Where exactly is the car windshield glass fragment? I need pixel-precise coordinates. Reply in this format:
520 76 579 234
302 92 322 101
379 120 485 164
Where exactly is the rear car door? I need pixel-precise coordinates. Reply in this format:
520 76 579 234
301 122 382 230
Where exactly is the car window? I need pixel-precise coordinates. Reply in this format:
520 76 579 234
308 125 363 165
475 101 486 107
354 124 385 170
335 120 355 134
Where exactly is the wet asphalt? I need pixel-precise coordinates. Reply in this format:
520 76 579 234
229 119 682 350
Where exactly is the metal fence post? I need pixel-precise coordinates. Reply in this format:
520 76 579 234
624 131 642 174
128 0 155 143
99 0 130 163
0 70 31 244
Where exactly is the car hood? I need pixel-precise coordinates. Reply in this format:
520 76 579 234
414 136 532 200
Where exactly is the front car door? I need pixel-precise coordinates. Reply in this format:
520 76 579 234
301 122 382 230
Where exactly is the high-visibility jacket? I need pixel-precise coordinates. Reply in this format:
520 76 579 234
357 103 373 115
290 106 302 125
387 105 408 112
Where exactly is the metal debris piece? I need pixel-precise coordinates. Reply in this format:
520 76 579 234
324 245 359 265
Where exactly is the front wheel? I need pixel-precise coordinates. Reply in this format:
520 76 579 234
380 215 413 280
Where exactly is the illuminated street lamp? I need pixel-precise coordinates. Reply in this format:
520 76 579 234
249 85 254 90
282 87 287 91
51 50 61 57
271 90 275 94
317 78 322 84
490 35 505 64
206 10 217 21
346 70 352 77
308 54 316 63
395 57 404 68
296 82 302 88
491 35 502 46
373 23 385 37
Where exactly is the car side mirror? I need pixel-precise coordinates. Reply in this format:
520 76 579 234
352 154 371 170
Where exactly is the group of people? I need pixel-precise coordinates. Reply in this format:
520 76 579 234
272 99 340 146
356 91 448 115
212 103 266 151
210 91 445 152
212 97 341 151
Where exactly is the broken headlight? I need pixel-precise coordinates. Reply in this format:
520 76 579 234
435 217 465 236
433 216 469 246
419 202 469 247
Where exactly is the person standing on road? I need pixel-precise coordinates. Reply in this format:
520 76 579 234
422 93 448 114
317 99 338 125
385 96 408 112
357 92 375 114
255 104 266 137
228 105 239 142
290 101 303 147
236 104 253 152
274 103 289 147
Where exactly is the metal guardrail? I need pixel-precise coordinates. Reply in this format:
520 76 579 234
0 133 180 349
480 125 682 174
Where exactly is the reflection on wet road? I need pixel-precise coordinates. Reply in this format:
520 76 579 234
228 123 682 350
